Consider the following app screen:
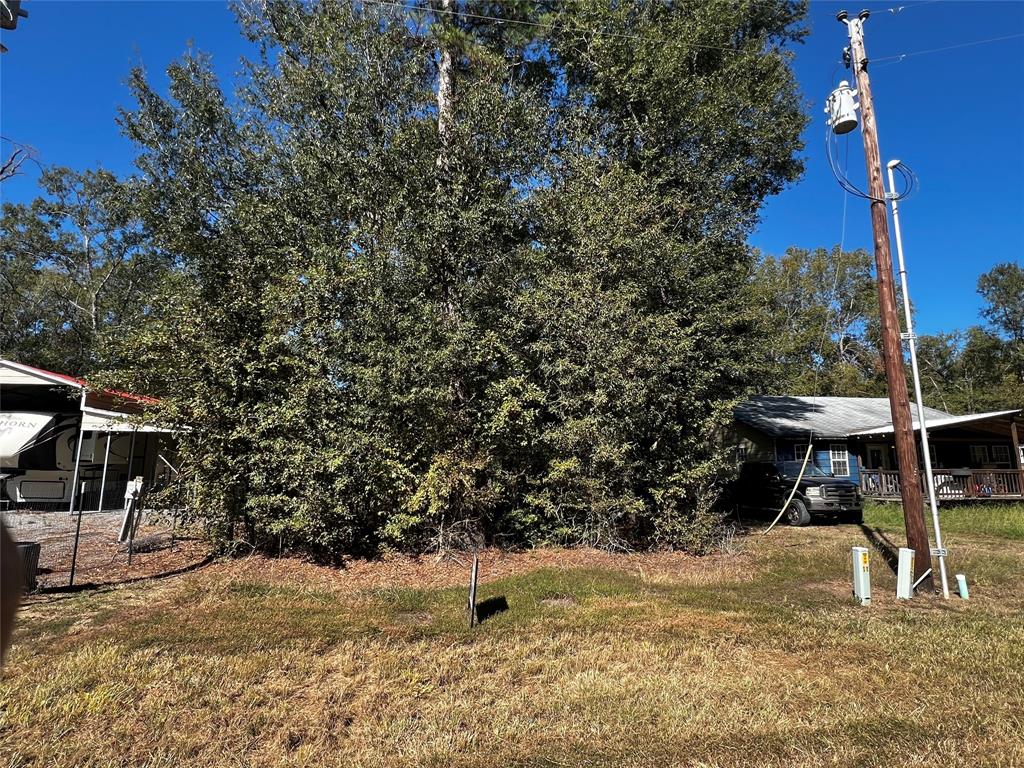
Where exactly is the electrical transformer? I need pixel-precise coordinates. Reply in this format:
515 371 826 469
825 81 859 135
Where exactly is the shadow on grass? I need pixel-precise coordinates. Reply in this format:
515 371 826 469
35 552 216 600
859 524 899 574
475 595 509 624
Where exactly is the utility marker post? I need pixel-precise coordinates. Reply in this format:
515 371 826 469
467 549 479 628
838 9 932 590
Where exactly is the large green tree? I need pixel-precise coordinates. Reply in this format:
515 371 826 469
0 167 166 374
978 262 1024 345
915 262 1024 413
99 0 807 554
753 245 887 397
977 261 1024 384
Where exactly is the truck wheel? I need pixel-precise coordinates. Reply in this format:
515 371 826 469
785 499 811 527
841 510 864 525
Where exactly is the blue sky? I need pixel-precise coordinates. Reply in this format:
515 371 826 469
1 1 1022 335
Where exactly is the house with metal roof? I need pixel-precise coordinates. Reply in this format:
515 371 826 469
733 395 1024 501
0 359 174 511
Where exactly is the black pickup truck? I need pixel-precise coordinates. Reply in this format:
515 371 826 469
734 461 863 526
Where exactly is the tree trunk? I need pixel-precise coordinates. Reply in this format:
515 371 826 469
435 0 455 175
433 0 464 405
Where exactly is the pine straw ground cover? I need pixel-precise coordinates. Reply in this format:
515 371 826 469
2 504 1023 767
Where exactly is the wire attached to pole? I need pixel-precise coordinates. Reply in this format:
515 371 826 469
762 442 815 536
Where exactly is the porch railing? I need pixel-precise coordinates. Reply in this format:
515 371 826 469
860 468 1023 500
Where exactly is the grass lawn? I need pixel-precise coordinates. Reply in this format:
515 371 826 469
2 503 1023 767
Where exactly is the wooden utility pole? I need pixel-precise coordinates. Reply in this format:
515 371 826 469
839 9 932 589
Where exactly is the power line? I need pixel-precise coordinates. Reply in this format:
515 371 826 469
825 121 915 203
874 31 1024 64
366 1 1023 68
885 0 942 15
825 127 878 202
363 0 773 54
838 134 850 254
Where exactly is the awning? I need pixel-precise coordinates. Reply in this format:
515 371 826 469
80 407 174 434
851 408 1022 437
0 412 57 463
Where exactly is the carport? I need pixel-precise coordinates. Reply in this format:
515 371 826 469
0 359 174 512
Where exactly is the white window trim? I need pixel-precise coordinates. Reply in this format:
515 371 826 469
830 443 851 477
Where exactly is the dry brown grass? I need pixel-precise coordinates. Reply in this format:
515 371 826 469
2 506 1023 767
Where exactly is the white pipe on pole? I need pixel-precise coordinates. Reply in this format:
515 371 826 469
885 160 950 600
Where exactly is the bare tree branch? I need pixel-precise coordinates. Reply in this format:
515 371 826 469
0 137 40 183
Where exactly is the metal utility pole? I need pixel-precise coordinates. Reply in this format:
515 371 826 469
886 159 951 599
838 9 933 589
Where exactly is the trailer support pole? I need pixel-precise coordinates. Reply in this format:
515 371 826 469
126 428 138 565
68 481 86 587
97 432 111 513
67 421 86 516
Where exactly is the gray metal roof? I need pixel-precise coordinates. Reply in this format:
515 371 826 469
735 396 954 438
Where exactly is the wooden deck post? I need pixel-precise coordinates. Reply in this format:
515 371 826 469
1011 420 1024 498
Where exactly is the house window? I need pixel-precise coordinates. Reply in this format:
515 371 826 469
991 445 1011 466
970 445 989 466
830 443 850 477
794 443 810 463
736 444 749 464
921 443 938 467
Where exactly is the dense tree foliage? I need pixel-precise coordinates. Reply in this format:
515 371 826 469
81 0 806 554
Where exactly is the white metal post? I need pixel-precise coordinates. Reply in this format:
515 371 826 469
896 547 915 599
125 428 137 483
851 546 871 606
885 160 950 599
68 422 86 515
97 431 112 513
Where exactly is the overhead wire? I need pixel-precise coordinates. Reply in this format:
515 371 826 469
363 0 1023 77
874 32 1024 64
358 0 1024 77
363 0 761 52
763 125 854 537
824 122 915 204
884 0 942 15
826 125 882 202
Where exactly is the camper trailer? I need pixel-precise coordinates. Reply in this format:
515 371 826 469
0 360 172 511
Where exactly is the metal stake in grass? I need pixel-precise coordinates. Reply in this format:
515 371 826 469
68 481 87 587
467 549 479 628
